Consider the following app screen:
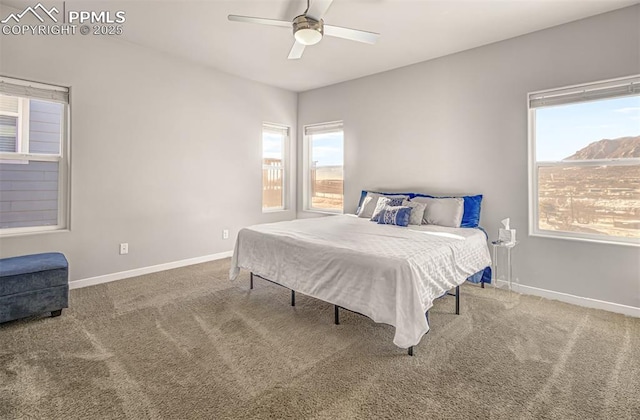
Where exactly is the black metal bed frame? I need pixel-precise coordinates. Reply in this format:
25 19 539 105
249 272 460 356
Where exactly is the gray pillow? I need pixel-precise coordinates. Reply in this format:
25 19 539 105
402 200 427 225
411 197 464 228
357 192 409 219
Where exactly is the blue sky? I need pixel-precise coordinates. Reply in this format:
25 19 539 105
263 131 344 166
262 131 283 160
536 95 640 161
310 132 343 166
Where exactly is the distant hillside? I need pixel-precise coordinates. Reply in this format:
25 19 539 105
564 136 640 160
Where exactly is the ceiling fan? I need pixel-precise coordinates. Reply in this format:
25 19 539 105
228 0 380 60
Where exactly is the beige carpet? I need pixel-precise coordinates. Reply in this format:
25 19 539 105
1 258 638 419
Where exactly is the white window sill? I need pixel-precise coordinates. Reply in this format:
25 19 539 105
0 227 70 238
530 231 639 247
303 209 344 216
262 208 289 213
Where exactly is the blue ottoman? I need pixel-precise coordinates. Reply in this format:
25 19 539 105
0 252 69 323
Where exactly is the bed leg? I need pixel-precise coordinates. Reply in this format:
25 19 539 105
408 346 414 356
291 290 295 306
250 272 254 290
455 285 460 315
334 305 340 325
481 279 485 289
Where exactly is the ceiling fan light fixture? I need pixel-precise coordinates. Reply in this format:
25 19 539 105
293 15 323 45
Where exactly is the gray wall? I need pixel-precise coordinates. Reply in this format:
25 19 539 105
0 6 298 281
297 6 640 308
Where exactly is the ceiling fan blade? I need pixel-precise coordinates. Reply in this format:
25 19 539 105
324 24 380 44
228 15 290 28
306 0 334 21
288 41 306 60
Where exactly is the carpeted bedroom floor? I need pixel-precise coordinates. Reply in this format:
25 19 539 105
0 258 638 419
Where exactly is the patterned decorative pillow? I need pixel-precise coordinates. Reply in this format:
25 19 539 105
370 197 406 222
357 192 410 218
377 206 412 227
402 200 427 225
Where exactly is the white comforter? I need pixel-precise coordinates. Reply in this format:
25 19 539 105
229 215 491 348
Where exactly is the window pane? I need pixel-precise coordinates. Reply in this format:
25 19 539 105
538 165 640 239
262 167 283 209
0 96 63 155
310 131 343 211
0 115 17 152
535 93 640 241
263 131 283 160
0 161 59 229
28 99 63 155
262 128 286 210
536 96 640 162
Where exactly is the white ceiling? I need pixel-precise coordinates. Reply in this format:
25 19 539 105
2 0 638 91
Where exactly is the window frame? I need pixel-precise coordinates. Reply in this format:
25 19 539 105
303 121 344 214
261 122 289 212
0 76 70 237
527 75 640 247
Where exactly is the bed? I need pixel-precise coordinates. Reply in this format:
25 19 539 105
229 213 491 352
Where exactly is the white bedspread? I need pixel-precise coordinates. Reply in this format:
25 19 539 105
229 215 491 348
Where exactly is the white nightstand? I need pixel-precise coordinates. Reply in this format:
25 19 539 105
491 240 518 292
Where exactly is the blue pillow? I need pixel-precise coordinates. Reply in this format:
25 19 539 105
460 194 483 228
377 206 412 227
412 194 483 228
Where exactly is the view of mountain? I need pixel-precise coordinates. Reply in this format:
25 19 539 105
564 136 640 160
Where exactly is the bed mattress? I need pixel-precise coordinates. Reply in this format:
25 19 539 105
230 215 491 348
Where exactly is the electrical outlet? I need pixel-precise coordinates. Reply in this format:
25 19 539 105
119 243 129 255
222 229 229 240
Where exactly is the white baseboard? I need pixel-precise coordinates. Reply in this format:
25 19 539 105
69 251 233 290
493 279 639 318
70 256 638 318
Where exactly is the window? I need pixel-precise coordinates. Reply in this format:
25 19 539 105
0 76 70 235
262 123 289 211
528 75 640 246
304 121 344 213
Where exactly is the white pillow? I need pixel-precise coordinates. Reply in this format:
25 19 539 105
357 196 374 218
402 200 427 225
357 192 409 219
412 197 464 228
